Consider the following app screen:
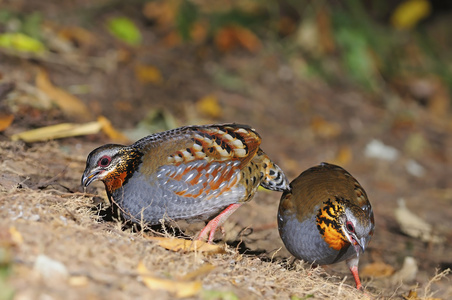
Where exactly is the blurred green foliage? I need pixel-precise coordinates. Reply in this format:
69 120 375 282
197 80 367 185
106 16 142 46
0 32 45 53
0 10 45 53
171 0 451 95
201 289 239 300
0 246 14 300
1 0 450 97
0 10 42 39
176 0 198 41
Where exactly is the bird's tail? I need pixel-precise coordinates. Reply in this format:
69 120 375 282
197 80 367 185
255 149 290 192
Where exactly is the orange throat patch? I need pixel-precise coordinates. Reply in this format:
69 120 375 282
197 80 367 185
316 199 349 251
104 171 128 193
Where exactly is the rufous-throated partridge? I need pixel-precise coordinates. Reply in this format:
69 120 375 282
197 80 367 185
278 162 374 290
82 123 289 243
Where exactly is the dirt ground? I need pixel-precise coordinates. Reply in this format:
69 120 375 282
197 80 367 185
1 1 452 299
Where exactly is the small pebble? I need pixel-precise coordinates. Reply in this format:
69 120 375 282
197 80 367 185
33 254 69 282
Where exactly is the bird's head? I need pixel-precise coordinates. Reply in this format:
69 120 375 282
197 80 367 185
316 198 374 255
340 204 374 257
82 144 124 187
82 144 142 193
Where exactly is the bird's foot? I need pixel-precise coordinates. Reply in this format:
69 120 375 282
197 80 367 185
349 265 362 290
196 203 242 243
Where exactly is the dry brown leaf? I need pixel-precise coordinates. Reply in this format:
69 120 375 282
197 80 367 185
403 290 418 300
68 276 89 287
310 116 342 138
36 69 92 121
361 262 395 278
332 146 352 166
0 114 14 132
162 21 208 47
97 116 130 144
215 26 236 52
9 226 23 245
117 48 133 63
11 121 102 142
143 1 177 29
134 64 164 85
391 256 418 284
234 26 262 53
395 199 444 244
316 7 335 54
180 263 215 281
196 94 222 118
137 262 202 298
402 290 442 300
190 21 208 44
58 26 97 48
163 31 183 48
215 25 261 53
0 227 16 256
148 236 226 254
428 81 450 119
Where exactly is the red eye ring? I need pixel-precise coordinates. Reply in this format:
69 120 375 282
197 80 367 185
346 221 355 233
98 155 111 167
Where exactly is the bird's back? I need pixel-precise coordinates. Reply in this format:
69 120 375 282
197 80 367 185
286 163 371 222
112 124 288 224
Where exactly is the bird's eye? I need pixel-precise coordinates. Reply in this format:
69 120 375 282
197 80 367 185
346 221 355 233
98 156 111 167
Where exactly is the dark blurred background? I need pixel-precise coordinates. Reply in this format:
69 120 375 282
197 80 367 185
1 0 451 298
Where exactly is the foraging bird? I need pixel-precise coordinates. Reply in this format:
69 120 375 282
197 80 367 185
278 163 374 290
82 123 289 243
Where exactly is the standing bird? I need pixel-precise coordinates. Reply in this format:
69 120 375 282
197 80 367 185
82 123 289 243
278 163 374 290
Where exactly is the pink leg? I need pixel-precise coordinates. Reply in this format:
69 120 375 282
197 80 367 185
197 203 242 243
349 265 362 290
